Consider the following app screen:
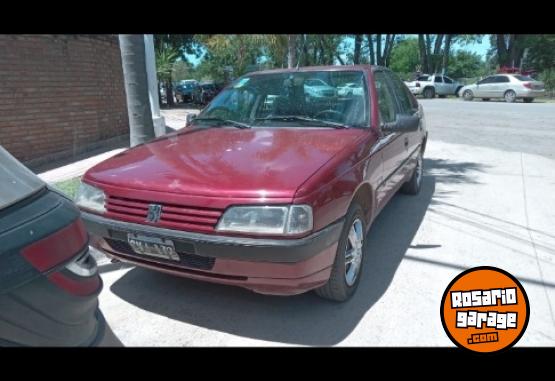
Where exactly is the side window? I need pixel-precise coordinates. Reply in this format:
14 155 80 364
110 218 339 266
443 76 453 84
386 71 417 114
434 76 443 83
479 76 494 85
374 71 397 124
495 76 510 83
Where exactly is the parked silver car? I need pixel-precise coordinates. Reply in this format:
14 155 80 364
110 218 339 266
459 74 545 103
405 74 463 98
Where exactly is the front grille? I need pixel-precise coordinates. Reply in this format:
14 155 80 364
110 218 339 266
104 195 223 233
104 238 215 270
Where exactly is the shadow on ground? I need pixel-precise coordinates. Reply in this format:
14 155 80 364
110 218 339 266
109 158 482 345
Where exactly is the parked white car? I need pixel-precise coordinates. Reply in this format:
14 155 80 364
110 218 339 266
303 78 336 98
458 74 545 103
405 74 463 99
337 82 364 96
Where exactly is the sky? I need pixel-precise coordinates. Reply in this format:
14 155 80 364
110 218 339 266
185 35 492 67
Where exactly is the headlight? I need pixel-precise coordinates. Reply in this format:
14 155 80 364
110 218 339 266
75 182 106 213
216 205 313 235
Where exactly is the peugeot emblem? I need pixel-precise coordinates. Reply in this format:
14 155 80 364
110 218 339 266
146 204 162 223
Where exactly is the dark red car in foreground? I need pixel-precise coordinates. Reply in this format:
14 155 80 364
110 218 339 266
0 146 105 346
78 65 427 302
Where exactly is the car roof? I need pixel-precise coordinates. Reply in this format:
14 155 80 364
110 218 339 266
247 64 377 76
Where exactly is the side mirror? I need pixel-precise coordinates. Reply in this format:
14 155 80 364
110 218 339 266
381 114 420 133
185 113 196 127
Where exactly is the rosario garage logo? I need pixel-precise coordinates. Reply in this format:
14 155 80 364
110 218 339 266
440 266 529 353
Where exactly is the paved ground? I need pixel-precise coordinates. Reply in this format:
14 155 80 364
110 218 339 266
421 98 555 159
90 100 555 346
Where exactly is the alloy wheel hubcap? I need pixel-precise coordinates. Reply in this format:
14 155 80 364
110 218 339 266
506 92 515 101
345 218 364 286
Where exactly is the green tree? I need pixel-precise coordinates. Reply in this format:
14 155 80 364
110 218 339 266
155 45 179 106
389 38 420 75
447 50 485 79
523 35 555 71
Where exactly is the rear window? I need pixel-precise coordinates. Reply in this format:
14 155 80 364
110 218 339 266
0 146 45 211
513 75 534 81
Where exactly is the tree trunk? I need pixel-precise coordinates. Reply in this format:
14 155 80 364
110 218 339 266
442 34 452 74
496 34 509 66
302 34 310 66
119 34 155 147
336 53 345 65
287 34 297 68
376 34 382 65
367 34 375 65
383 34 395 67
165 80 174 107
418 34 429 73
353 34 362 64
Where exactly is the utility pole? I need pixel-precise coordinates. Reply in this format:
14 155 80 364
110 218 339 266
119 34 155 147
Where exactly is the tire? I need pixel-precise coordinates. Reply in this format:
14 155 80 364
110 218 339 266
504 90 516 103
523 97 534 103
401 151 423 195
463 90 474 101
423 87 435 99
482 98 490 101
315 203 366 302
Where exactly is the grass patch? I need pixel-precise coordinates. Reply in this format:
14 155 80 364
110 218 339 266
52 177 81 199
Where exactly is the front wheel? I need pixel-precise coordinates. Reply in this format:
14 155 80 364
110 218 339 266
401 151 423 195
315 203 366 302
463 90 474 101
504 90 517 103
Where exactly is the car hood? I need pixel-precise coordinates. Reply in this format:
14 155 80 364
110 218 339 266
84 126 366 199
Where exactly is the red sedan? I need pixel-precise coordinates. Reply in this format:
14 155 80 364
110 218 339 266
77 65 427 302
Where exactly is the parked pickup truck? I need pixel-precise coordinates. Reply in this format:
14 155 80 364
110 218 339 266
405 74 463 99
77 65 428 302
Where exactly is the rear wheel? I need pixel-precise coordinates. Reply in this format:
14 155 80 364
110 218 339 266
504 90 517 103
523 97 534 103
463 90 474 101
423 87 435 99
315 203 366 302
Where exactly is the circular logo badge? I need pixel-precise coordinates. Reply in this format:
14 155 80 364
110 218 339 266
440 266 529 353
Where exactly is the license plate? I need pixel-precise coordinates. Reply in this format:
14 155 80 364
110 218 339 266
127 233 179 261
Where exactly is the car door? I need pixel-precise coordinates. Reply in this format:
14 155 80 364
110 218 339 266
385 70 422 179
443 76 456 94
373 70 407 209
433 75 445 95
475 76 495 97
491 75 511 98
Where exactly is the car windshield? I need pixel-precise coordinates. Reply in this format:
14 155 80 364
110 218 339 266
417 75 429 81
0 145 45 211
198 70 369 128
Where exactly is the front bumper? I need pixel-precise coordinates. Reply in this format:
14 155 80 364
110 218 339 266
82 212 343 295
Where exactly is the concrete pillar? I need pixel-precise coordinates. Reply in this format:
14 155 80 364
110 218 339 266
143 34 166 137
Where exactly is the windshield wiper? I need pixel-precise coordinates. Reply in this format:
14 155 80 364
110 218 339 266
193 117 251 129
254 116 350 129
